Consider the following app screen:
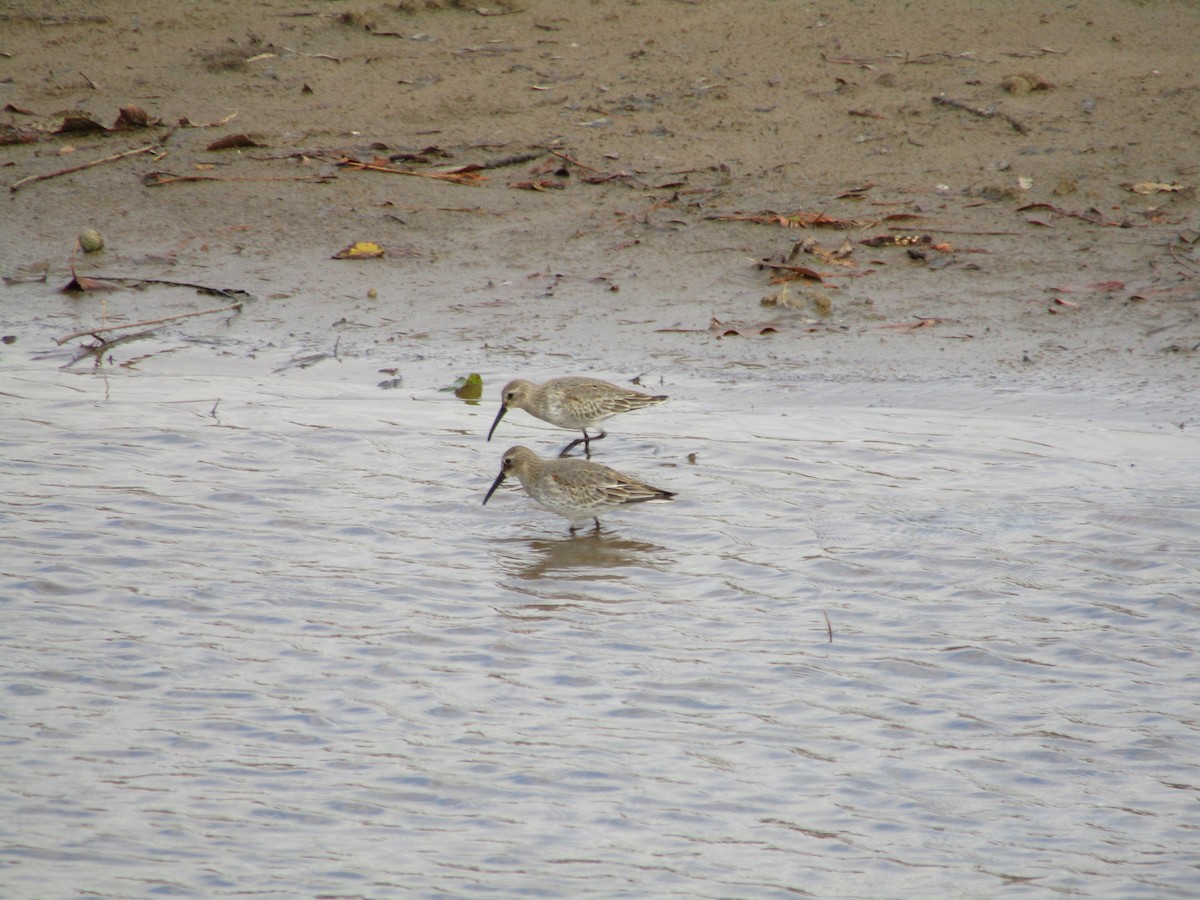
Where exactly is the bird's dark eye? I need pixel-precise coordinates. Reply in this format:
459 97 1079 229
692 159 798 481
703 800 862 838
505 391 516 401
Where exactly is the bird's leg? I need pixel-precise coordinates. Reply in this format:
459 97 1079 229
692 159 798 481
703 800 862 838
558 436 585 458
558 429 607 459
581 429 607 459
592 518 601 532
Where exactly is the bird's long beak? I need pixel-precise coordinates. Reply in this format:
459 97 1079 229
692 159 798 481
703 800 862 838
486 403 508 442
482 469 507 505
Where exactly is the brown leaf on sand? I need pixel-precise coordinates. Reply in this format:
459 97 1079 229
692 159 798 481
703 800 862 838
758 260 826 282
113 105 157 129
54 112 110 134
0 124 40 145
1016 202 1121 226
206 133 264 151
61 274 121 293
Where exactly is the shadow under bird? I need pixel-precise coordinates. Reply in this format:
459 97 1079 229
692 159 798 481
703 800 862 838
486 376 668 459
483 445 676 533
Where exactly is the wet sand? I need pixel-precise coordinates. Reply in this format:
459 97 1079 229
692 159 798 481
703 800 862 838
2 0 1198 410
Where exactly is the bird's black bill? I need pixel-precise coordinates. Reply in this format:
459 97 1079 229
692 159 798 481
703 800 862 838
482 470 507 505
486 404 508 442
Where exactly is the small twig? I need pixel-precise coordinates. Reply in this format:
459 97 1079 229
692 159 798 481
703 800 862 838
335 157 484 185
1168 241 1200 274
180 111 239 129
63 329 155 368
545 148 604 174
78 70 99 90
479 150 548 170
931 95 1029 134
823 610 833 644
143 171 333 187
76 275 250 298
9 142 160 192
55 301 243 345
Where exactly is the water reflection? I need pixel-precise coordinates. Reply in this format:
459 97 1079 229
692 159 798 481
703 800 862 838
495 530 672 580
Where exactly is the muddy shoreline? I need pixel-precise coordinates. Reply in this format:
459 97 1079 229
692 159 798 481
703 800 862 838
2 0 1198 419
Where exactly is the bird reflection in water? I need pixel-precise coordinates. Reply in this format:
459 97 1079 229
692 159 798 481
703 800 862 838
497 528 671 581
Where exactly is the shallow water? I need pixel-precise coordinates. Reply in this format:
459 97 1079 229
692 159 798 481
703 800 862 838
3 355 1199 898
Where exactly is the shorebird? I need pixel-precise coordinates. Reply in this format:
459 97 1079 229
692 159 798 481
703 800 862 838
483 445 676 533
486 376 668 459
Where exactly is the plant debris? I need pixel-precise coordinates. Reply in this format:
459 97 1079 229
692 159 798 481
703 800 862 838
709 210 874 229
336 156 485 185
932 94 1029 134
333 241 386 260
1125 181 1187 195
205 133 265 151
442 373 484 401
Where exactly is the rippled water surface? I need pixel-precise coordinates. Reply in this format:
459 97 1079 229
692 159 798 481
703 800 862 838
3 359 1199 898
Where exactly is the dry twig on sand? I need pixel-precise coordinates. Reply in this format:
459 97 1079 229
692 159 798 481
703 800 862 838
931 95 1029 134
55 301 244 345
9 142 162 192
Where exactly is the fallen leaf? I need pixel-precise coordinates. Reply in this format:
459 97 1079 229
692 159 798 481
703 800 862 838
61 274 121 293
206 133 264 151
444 373 484 401
1017 203 1121 226
1126 181 1187 195
0 124 40 145
54 112 109 134
113 105 155 129
758 260 826 282
835 183 874 199
333 241 386 260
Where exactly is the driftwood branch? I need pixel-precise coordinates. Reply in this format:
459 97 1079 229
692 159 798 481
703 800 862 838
55 301 243 345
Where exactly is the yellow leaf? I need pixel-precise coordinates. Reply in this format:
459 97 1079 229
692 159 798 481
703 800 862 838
333 241 386 260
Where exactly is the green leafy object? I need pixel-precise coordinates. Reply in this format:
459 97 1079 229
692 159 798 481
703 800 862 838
439 372 484 401
455 373 484 401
